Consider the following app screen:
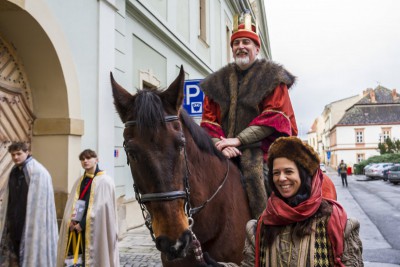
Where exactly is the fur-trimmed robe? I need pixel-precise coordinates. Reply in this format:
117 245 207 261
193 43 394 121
200 59 296 141
200 59 298 218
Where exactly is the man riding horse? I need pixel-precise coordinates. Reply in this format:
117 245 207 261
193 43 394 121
200 11 298 218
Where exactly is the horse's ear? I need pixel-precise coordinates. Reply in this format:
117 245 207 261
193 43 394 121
110 72 133 122
162 65 185 112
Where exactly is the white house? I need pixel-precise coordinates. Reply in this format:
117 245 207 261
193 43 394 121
330 87 400 169
308 94 362 165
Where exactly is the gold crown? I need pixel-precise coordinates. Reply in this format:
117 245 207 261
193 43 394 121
231 11 260 47
232 12 258 34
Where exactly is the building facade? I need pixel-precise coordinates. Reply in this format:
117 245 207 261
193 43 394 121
308 94 362 165
0 0 271 234
331 87 400 169
309 86 400 170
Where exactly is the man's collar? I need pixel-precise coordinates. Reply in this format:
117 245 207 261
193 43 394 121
20 155 32 166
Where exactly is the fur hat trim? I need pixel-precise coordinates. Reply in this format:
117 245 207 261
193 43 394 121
267 136 320 176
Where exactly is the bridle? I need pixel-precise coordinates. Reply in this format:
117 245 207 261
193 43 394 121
123 115 230 242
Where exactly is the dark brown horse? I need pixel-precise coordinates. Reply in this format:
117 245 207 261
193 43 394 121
111 66 251 266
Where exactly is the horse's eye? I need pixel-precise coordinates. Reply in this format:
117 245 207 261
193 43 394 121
173 122 181 131
125 145 138 162
128 151 137 161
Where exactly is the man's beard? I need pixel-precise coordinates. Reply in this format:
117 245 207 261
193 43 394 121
235 55 250 68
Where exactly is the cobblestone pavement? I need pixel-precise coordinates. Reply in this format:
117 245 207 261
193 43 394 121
119 224 163 267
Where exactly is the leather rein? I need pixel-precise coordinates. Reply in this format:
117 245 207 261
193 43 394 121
123 115 230 241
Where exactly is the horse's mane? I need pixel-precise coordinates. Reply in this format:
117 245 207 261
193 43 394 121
179 109 225 160
133 89 224 160
133 89 166 134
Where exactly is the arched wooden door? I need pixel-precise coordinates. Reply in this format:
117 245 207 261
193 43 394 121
0 34 34 189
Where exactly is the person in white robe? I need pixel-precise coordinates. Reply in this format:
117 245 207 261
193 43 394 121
57 149 119 267
0 142 58 267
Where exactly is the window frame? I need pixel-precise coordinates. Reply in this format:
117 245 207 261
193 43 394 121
354 128 365 144
199 0 208 43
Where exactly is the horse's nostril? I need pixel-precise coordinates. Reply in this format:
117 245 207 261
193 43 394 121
181 230 192 244
156 236 171 252
155 231 194 260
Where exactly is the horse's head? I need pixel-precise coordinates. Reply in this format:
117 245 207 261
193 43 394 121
111 67 193 261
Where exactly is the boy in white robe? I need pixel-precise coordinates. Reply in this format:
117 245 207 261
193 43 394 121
57 149 119 267
0 142 58 267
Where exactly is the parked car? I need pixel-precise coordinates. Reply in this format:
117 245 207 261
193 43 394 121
382 164 400 181
319 163 327 173
363 163 376 175
388 165 400 184
383 168 391 181
365 163 394 179
378 163 396 180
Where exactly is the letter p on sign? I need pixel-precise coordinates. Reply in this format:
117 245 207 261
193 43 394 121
183 79 204 116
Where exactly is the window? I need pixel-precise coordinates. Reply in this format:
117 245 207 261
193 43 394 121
356 154 364 163
199 0 207 42
356 131 363 143
142 81 157 90
139 69 160 90
226 25 231 63
382 128 391 140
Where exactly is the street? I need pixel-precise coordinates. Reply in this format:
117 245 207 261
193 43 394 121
339 173 400 265
118 169 400 266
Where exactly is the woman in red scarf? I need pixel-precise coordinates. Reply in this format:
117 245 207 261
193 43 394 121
198 137 363 267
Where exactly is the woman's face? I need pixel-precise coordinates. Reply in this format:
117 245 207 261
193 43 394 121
272 157 301 199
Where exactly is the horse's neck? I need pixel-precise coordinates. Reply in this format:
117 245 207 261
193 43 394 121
183 133 251 261
185 135 228 188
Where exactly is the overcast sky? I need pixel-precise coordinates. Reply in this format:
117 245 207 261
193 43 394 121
265 0 400 138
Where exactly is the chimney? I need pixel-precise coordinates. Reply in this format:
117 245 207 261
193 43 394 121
392 89 399 101
370 90 376 103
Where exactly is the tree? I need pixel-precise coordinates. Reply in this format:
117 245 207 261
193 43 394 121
378 142 388 154
379 137 399 154
395 139 400 152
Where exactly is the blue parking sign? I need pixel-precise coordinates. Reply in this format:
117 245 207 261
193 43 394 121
183 79 204 116
327 151 331 160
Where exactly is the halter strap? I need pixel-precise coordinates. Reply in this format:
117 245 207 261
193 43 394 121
140 190 187 203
